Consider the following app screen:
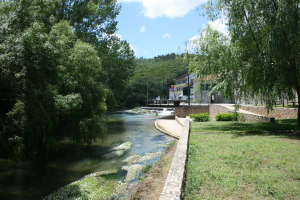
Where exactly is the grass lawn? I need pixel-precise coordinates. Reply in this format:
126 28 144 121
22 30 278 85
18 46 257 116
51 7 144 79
184 119 300 199
191 119 299 134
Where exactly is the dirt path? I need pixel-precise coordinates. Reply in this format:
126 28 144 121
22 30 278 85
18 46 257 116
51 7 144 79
130 140 178 200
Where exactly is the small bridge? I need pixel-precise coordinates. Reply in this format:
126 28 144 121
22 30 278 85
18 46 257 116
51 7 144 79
146 100 192 107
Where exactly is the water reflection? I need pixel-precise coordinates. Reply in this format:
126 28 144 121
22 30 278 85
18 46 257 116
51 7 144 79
0 112 174 200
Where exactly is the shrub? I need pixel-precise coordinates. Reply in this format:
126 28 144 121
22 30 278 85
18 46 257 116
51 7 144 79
190 113 210 122
215 112 241 121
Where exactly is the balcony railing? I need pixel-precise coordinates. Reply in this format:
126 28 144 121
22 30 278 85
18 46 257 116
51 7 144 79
145 99 193 106
172 91 182 95
174 83 188 88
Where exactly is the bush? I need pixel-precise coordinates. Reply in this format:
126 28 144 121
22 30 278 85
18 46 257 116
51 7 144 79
190 113 210 122
215 113 241 121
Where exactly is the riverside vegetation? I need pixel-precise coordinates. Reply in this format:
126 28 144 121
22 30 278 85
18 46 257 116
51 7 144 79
184 119 300 199
188 0 300 127
0 0 135 161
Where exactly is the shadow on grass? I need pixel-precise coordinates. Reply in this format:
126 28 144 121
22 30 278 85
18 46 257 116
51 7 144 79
192 119 300 140
231 130 300 140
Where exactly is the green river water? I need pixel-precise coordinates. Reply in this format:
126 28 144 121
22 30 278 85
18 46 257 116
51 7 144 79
0 112 174 200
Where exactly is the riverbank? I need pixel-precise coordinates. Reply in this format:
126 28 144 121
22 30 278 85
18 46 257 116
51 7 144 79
1 113 175 200
130 140 178 199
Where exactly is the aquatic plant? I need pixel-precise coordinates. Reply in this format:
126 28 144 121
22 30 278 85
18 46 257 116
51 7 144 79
43 170 119 200
44 148 164 199
110 164 145 199
103 150 126 158
112 141 132 151
103 141 132 158
122 155 142 164
122 164 145 183
137 152 163 163
84 169 118 178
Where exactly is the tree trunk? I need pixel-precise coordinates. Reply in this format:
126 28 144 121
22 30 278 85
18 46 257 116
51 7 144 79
292 72 300 128
298 102 300 128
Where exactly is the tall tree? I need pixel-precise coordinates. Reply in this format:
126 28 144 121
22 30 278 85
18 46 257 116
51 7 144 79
98 36 136 110
53 0 120 47
0 0 114 160
192 0 300 126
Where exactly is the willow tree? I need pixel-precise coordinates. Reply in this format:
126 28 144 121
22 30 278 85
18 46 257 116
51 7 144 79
0 0 114 160
191 0 300 126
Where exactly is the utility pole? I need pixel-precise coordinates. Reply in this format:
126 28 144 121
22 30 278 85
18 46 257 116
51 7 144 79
166 79 169 100
187 51 190 106
188 72 190 105
162 77 164 99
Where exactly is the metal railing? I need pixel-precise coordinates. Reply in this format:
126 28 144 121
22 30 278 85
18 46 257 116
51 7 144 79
146 100 194 106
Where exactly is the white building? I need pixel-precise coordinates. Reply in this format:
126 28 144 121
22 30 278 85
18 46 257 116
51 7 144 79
169 73 234 103
193 75 234 103
169 73 196 100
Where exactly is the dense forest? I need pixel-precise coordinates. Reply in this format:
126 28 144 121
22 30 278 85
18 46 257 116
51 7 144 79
124 53 189 107
0 0 135 161
0 0 191 162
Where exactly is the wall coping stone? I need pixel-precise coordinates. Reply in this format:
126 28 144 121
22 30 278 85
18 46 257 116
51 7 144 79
159 116 190 200
175 116 184 127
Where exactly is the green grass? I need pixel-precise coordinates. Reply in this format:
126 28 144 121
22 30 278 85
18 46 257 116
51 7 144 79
184 120 300 199
191 119 298 134
144 163 153 173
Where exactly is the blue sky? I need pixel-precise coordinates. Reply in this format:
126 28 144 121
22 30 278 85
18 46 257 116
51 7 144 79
115 0 227 59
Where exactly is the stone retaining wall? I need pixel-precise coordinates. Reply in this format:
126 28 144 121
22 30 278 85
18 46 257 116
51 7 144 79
159 117 190 200
209 104 233 120
175 105 209 117
175 105 276 122
239 112 275 123
210 105 275 122
240 105 297 119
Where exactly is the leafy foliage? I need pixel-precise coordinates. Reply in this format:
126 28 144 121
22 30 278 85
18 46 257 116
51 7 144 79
124 54 188 107
190 0 300 126
215 113 241 121
133 54 187 81
190 113 210 122
98 36 136 110
0 0 134 161
125 77 162 107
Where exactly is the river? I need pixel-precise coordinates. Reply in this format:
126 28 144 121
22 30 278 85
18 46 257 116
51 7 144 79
0 112 174 200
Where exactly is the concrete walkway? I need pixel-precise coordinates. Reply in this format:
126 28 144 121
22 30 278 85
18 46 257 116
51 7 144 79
155 117 186 139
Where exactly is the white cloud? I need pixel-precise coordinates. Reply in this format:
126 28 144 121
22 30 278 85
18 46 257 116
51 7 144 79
162 33 171 38
188 34 198 41
140 25 146 32
208 19 229 35
117 0 206 18
129 44 136 53
114 33 123 39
